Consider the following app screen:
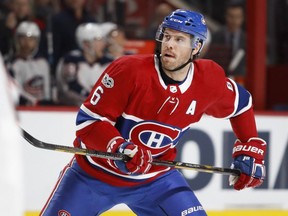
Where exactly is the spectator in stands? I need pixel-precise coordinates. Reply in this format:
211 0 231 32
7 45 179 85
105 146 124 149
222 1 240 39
210 1 246 81
32 0 60 63
56 23 113 106
101 22 128 60
0 0 33 59
51 0 96 70
146 3 173 39
6 21 52 106
0 0 10 19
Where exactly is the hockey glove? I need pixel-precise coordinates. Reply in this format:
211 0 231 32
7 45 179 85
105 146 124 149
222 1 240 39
229 137 266 190
114 142 152 175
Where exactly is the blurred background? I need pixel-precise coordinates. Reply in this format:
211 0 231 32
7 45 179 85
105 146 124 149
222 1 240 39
0 0 287 215
0 0 287 110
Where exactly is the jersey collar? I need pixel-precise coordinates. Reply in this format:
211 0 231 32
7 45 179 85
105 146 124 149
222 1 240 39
154 55 194 93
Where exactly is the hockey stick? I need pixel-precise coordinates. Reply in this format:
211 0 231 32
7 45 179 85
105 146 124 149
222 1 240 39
22 128 241 176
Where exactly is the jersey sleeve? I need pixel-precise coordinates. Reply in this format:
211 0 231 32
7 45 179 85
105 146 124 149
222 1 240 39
204 61 252 119
75 57 135 151
203 60 256 141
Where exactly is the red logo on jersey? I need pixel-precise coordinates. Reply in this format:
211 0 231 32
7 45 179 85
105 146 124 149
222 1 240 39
130 121 183 156
58 210 71 216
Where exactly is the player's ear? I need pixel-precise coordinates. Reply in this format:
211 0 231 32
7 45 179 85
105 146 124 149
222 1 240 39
192 42 201 55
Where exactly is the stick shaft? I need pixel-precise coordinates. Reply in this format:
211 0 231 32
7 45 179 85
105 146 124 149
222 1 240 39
151 159 241 176
22 129 128 161
22 128 240 176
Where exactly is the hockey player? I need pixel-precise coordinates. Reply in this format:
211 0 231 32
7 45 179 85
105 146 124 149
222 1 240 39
41 9 266 216
56 23 113 106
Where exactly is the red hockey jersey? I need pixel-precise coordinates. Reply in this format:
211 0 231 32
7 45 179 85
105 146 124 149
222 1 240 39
74 54 252 186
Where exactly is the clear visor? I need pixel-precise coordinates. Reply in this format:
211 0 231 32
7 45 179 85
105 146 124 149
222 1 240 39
155 28 197 49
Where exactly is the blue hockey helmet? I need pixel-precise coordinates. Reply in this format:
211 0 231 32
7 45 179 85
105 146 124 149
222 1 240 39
156 9 207 53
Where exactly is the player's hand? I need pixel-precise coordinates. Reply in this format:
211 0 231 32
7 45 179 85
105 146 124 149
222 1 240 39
229 137 266 190
114 142 152 175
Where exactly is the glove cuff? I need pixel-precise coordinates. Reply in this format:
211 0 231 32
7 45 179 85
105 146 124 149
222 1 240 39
118 142 138 158
232 137 266 160
106 136 126 153
106 137 128 171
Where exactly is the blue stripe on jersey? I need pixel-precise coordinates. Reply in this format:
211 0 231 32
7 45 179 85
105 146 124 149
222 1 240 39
115 116 136 139
115 115 188 149
76 109 99 125
235 83 251 115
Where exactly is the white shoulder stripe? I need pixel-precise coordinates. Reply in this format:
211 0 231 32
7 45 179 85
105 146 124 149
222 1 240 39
122 112 143 122
80 104 116 125
220 78 252 119
222 78 239 119
76 120 96 131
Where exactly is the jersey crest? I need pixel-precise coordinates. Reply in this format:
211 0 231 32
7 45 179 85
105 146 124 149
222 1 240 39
129 121 183 156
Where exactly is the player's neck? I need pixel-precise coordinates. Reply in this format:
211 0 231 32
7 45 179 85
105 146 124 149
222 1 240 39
162 63 191 82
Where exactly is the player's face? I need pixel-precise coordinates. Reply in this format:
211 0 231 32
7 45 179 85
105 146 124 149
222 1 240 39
160 28 193 71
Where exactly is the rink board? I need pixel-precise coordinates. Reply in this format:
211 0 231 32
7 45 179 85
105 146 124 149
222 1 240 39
18 109 288 213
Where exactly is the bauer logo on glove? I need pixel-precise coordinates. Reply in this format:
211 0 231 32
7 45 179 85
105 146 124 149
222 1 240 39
233 144 265 156
229 137 267 190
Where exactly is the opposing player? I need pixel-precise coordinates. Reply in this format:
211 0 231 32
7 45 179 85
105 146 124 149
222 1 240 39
56 23 113 106
41 9 266 216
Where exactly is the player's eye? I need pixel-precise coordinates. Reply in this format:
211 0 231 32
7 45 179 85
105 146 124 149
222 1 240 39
163 33 171 41
175 36 184 42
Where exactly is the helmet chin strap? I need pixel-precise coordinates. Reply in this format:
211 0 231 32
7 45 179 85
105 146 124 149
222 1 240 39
161 49 194 72
163 57 192 72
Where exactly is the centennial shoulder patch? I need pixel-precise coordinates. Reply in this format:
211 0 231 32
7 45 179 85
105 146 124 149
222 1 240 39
101 73 114 88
